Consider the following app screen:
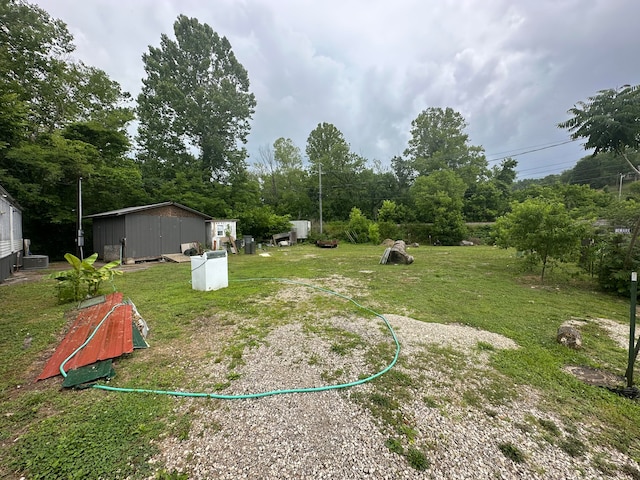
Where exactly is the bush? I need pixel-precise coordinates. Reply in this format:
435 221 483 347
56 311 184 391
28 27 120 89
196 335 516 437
595 234 640 296
368 223 381 245
347 207 370 243
378 221 401 241
49 253 122 303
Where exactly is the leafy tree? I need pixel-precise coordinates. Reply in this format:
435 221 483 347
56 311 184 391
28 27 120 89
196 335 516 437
559 85 640 173
274 137 303 170
0 0 132 135
410 170 466 223
0 1 137 257
566 151 634 189
404 107 489 186
254 138 312 219
378 200 399 223
236 205 291 240
493 198 588 281
306 123 364 220
410 170 467 244
137 14 256 184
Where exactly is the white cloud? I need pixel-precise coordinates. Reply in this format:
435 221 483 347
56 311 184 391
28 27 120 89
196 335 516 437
35 0 640 178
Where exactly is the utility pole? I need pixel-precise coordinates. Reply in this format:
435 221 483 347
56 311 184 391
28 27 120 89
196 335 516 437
77 177 84 260
619 173 625 201
319 163 323 234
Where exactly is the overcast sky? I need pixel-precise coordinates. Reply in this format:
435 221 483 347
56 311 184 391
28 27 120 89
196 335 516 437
35 0 639 179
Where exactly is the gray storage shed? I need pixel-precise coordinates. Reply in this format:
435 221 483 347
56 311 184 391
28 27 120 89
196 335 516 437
87 202 212 262
0 184 23 282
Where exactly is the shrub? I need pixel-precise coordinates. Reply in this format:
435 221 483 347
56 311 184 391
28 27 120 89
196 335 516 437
49 253 122 303
368 223 381 245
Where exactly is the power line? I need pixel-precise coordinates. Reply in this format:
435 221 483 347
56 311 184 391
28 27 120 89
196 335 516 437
487 139 578 164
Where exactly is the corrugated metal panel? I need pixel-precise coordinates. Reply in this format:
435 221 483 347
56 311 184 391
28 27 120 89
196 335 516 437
37 293 134 381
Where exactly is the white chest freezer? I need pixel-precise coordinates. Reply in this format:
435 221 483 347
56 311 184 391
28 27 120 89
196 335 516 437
190 250 228 291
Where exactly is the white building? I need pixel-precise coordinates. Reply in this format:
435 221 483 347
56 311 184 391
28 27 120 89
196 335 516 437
206 219 238 250
0 185 23 283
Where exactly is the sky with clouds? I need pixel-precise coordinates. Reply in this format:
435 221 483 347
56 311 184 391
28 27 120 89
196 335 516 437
35 0 639 179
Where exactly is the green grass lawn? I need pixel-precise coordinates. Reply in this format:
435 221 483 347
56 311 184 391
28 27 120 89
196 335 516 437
1 243 639 479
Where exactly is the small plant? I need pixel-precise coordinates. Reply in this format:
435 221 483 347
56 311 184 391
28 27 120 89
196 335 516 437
385 437 404 455
477 341 495 351
49 253 122 302
560 437 587 457
498 442 525 463
537 418 561 437
406 447 429 471
156 469 189 480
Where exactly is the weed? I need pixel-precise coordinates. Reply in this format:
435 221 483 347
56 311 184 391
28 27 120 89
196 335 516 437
498 442 525 463
156 470 189 480
592 453 617 476
477 341 496 351
320 368 344 382
307 353 322 365
623 464 640 480
405 447 430 471
385 437 404 455
423 395 439 408
560 437 587 457
537 418 561 437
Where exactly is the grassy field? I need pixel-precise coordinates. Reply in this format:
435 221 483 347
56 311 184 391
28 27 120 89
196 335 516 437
1 243 639 478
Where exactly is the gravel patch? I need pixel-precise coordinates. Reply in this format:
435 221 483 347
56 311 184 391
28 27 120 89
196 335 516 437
148 295 639 479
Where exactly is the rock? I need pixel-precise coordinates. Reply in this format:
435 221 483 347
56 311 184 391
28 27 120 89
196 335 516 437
557 325 582 349
460 240 474 246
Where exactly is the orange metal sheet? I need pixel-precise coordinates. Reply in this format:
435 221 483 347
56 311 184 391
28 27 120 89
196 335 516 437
37 292 134 381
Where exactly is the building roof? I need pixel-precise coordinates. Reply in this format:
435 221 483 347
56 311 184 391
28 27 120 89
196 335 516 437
85 202 212 220
0 183 22 211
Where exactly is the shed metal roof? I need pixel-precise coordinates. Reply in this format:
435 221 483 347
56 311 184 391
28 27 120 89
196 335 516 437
85 202 212 220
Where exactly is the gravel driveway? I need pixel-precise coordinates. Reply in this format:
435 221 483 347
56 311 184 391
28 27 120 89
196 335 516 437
148 282 639 479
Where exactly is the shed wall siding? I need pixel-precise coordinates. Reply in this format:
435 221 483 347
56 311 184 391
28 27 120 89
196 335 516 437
92 217 126 260
124 214 206 259
90 204 208 260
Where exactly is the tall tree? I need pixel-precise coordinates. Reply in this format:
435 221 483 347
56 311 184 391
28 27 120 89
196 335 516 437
137 15 256 184
0 0 136 257
306 123 364 220
404 107 489 186
0 0 132 135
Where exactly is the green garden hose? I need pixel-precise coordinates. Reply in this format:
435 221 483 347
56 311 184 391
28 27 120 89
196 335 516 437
59 278 400 399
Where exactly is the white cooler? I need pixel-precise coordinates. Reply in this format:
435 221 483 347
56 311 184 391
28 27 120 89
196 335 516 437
190 250 228 291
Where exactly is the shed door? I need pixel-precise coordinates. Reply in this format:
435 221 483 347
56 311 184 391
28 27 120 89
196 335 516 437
160 217 180 254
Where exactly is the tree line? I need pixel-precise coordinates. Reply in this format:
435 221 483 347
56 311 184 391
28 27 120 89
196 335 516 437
2 0 640 294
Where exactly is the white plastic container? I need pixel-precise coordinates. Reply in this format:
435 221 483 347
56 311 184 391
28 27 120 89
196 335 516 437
190 250 228 291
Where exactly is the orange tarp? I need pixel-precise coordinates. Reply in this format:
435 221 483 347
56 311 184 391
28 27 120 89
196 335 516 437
37 292 134 381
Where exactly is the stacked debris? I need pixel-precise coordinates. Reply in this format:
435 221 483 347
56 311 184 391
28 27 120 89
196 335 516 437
380 240 414 265
37 292 149 388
